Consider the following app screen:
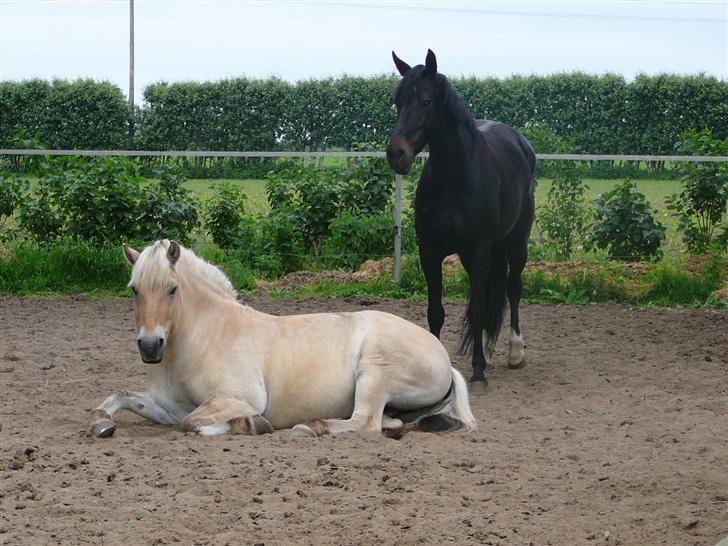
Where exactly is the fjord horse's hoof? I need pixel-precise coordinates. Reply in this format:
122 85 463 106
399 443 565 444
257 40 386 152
468 378 488 395
92 419 117 438
291 424 317 437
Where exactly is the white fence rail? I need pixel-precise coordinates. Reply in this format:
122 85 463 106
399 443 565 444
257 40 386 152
2 149 728 162
4 149 727 282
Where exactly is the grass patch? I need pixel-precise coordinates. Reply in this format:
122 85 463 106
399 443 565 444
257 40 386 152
1 237 724 308
0 239 129 295
183 178 268 211
640 256 725 306
263 253 727 308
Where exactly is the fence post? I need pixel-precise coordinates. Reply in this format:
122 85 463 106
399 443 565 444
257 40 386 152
394 174 403 282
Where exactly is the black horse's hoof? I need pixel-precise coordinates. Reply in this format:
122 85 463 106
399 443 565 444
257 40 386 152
92 419 116 438
468 378 488 394
508 357 526 369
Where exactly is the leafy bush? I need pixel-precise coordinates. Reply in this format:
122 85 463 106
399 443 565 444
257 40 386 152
16 156 199 245
204 182 251 249
254 210 306 277
666 130 728 252
139 166 199 245
338 151 393 215
536 160 590 259
321 209 393 270
0 173 26 235
204 179 306 277
586 178 666 260
265 158 395 257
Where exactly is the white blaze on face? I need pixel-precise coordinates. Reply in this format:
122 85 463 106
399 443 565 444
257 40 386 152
508 328 525 366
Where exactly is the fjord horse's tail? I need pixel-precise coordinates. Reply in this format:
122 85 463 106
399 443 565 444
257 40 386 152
459 240 509 356
385 368 477 438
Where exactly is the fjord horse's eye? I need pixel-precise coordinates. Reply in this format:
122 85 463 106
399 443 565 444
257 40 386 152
169 286 177 296
130 286 138 295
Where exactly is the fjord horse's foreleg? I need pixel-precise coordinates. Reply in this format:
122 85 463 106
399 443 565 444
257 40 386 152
89 390 181 438
420 246 446 338
292 372 388 437
181 389 272 436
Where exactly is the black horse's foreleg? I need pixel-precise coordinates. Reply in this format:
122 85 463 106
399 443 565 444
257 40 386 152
419 247 445 338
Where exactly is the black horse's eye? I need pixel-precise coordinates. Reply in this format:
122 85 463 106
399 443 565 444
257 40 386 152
422 99 431 107
169 286 177 296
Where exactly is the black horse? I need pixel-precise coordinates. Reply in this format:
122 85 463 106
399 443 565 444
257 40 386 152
386 50 536 390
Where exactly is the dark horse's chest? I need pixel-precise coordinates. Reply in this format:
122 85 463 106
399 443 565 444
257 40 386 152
415 168 517 254
415 183 488 254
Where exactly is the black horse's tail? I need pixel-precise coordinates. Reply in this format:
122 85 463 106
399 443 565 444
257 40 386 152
459 240 509 355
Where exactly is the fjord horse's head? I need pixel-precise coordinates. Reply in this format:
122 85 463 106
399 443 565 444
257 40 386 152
123 240 182 364
387 49 440 175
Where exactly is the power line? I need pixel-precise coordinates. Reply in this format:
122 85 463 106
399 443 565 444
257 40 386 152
3 0 725 24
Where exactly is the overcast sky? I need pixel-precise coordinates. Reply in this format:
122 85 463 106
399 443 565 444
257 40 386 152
1 0 726 102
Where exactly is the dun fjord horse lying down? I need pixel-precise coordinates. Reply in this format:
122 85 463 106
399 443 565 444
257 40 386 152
89 240 476 438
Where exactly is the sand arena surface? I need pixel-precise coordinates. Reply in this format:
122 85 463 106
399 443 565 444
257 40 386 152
1 295 727 545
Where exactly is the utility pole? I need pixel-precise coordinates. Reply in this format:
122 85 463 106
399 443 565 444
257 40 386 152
129 0 135 112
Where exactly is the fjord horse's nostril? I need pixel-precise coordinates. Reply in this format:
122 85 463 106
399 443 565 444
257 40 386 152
137 339 142 348
158 337 164 347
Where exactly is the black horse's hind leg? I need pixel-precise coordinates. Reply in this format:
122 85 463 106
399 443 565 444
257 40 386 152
459 247 491 388
506 245 526 368
419 246 445 338
506 196 534 368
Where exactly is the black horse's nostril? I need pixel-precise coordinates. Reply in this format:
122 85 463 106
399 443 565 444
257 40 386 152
158 338 164 347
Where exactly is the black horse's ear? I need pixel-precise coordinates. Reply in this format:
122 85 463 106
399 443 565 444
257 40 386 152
123 244 140 266
392 51 411 76
167 240 181 265
424 49 437 75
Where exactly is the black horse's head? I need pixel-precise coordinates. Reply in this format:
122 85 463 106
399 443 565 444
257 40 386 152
387 49 440 175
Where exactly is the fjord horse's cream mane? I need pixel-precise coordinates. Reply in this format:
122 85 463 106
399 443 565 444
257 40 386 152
129 240 239 300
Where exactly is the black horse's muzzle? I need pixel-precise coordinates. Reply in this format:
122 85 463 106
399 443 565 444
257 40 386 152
386 137 414 175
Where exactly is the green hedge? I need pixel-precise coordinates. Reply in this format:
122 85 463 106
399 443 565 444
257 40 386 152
0 79 132 149
1 74 726 155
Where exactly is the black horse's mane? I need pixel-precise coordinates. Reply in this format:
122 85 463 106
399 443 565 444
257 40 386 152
436 74 478 134
394 66 478 134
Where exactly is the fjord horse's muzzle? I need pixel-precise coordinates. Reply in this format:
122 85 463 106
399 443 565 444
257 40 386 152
386 136 414 175
137 331 165 363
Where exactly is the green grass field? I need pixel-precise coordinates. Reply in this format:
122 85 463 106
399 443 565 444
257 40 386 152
12 173 686 256
186 177 681 212
185 176 683 251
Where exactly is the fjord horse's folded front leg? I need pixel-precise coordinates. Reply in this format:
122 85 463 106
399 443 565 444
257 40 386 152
180 389 272 437
89 390 181 438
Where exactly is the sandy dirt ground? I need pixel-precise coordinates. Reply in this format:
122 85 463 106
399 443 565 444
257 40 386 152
1 295 727 546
